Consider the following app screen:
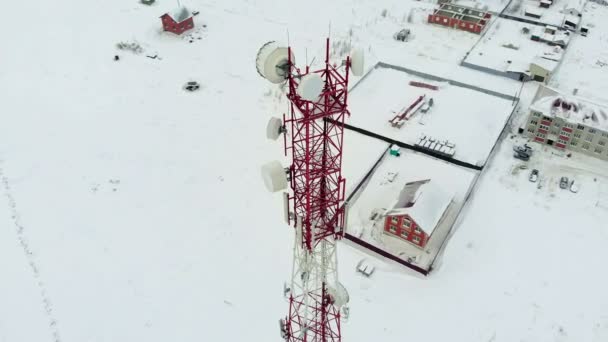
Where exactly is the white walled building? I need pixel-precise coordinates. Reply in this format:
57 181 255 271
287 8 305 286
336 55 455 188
524 85 608 161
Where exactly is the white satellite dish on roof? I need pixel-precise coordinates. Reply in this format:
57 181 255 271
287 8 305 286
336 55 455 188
256 41 295 84
350 48 364 77
261 160 288 192
296 73 324 102
266 117 285 140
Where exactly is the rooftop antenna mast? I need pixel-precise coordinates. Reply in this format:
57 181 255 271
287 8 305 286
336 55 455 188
256 36 365 341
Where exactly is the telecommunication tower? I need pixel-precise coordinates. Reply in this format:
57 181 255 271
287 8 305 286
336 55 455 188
257 38 364 341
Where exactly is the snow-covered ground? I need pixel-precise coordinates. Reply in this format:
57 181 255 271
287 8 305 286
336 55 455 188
550 3 608 103
1 0 608 341
347 66 516 166
342 131 390 195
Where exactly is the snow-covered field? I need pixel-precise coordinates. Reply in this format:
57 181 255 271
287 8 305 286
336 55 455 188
342 131 390 195
2 0 608 341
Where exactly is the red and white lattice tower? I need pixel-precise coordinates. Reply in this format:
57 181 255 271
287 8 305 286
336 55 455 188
258 38 364 341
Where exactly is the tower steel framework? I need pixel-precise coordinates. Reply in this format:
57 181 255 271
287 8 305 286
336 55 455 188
280 38 351 342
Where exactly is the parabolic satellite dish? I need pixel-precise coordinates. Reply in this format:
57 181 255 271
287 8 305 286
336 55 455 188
261 160 288 192
296 73 324 102
350 48 364 77
266 117 284 141
328 282 349 308
256 41 295 84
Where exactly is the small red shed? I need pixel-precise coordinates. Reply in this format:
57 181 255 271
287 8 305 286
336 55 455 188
160 7 194 35
383 179 452 249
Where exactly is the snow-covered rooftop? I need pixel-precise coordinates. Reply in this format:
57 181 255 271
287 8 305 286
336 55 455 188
506 0 582 27
464 19 565 75
168 7 191 23
386 179 453 236
347 66 515 166
531 56 559 72
530 85 608 130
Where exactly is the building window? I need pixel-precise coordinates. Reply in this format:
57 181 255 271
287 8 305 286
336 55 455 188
403 219 411 228
577 124 585 130
539 124 550 130
537 133 546 138
543 116 553 122
530 120 538 125
585 135 593 142
533 112 541 117
595 147 603 154
589 128 597 134
527 127 535 133
400 230 408 238
570 140 577 146
413 236 421 243
391 217 399 224
574 133 582 138
414 226 421 234
599 140 606 146
389 225 397 233
582 143 590 150
565 123 574 129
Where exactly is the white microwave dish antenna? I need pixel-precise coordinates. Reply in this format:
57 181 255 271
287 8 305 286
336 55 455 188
266 117 285 140
350 48 364 76
256 41 295 84
296 73 324 102
261 160 288 192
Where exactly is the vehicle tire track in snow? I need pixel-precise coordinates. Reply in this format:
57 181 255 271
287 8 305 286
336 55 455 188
0 163 62 342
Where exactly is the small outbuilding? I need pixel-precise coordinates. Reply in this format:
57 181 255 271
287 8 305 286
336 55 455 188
530 56 558 83
160 7 194 35
524 7 542 19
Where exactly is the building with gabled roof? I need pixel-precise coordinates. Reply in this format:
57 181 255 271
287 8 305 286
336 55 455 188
160 7 194 35
383 179 453 249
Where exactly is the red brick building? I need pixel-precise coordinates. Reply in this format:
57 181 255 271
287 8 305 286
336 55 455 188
161 7 194 35
383 179 453 249
427 3 491 34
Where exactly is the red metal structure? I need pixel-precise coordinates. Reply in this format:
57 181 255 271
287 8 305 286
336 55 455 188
280 38 351 342
389 95 425 126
